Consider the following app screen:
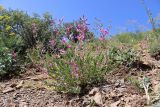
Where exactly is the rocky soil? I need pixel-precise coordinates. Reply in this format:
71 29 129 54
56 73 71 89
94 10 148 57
0 41 160 107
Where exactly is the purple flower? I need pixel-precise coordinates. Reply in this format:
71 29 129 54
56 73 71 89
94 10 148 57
74 16 89 42
12 51 17 59
65 25 73 36
49 39 56 47
99 35 105 41
59 49 66 55
67 44 72 48
61 36 69 44
69 61 79 78
99 28 109 41
100 29 109 36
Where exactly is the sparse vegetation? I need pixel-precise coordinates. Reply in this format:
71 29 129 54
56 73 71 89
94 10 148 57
1 4 160 107
149 39 160 60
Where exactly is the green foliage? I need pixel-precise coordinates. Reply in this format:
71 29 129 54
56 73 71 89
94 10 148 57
0 7 95 79
149 39 160 60
114 32 145 46
127 76 142 89
1 9 48 49
45 43 107 94
0 47 11 77
115 33 135 44
0 47 21 78
0 9 29 78
1 7 158 97
26 43 45 65
107 46 138 67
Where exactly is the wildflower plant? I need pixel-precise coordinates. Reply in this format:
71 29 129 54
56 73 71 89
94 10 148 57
0 47 21 78
45 41 108 94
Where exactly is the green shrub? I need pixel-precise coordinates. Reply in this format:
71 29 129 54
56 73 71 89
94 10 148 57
107 46 138 67
149 39 160 60
0 9 27 78
127 76 142 89
26 43 46 65
114 33 136 45
1 8 95 53
0 47 21 78
114 32 146 47
45 43 107 94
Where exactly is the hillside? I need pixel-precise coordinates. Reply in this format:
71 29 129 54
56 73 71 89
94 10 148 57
1 7 160 107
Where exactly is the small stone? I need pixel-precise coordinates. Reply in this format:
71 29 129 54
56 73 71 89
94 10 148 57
31 77 39 81
110 100 120 107
13 93 17 99
10 83 17 88
93 92 103 106
19 101 28 107
125 104 131 107
89 87 99 96
120 79 125 84
3 87 14 93
16 80 24 89
115 82 120 87
0 83 6 88
110 91 116 97
117 93 123 98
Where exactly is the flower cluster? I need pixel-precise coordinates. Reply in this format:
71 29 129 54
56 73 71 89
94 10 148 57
59 49 66 55
69 61 79 78
61 37 72 49
49 38 56 47
65 25 73 36
99 28 109 41
53 28 60 36
76 16 88 41
12 51 17 59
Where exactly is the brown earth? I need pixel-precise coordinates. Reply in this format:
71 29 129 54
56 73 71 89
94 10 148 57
0 41 160 107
